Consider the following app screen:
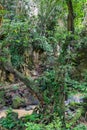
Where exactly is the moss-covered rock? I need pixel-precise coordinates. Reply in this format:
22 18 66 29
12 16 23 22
69 101 81 109
66 108 83 128
12 96 25 109
8 73 15 83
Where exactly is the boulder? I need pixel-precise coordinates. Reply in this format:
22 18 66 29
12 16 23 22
12 96 26 109
8 73 15 83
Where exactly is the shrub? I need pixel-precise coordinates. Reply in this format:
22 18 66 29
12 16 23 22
45 117 61 130
73 124 87 130
0 109 18 129
25 117 61 130
25 122 43 130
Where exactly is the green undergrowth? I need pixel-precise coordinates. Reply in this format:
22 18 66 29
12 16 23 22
0 109 62 130
0 108 87 130
66 109 83 129
72 124 87 130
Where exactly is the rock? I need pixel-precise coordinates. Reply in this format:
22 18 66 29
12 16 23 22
25 105 34 111
0 71 6 82
24 68 30 76
65 94 83 106
12 96 26 109
8 73 15 83
29 96 39 105
2 106 8 110
66 109 83 127
31 70 38 76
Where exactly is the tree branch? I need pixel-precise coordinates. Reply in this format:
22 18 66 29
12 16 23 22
2 61 44 106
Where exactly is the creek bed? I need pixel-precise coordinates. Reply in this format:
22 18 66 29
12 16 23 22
0 105 36 118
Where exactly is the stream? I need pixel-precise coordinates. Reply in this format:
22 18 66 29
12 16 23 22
0 93 85 119
65 93 83 105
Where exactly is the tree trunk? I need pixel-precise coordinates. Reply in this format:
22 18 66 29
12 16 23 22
66 0 74 33
55 1 75 126
0 4 3 27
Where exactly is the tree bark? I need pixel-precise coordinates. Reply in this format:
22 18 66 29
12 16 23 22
0 4 3 27
66 0 74 33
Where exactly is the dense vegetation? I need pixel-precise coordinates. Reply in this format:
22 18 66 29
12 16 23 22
0 0 87 130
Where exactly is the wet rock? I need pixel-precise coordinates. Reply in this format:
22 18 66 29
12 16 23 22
65 95 83 106
28 96 39 105
25 105 34 111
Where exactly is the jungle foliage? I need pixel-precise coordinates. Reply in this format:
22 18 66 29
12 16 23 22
0 0 87 130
